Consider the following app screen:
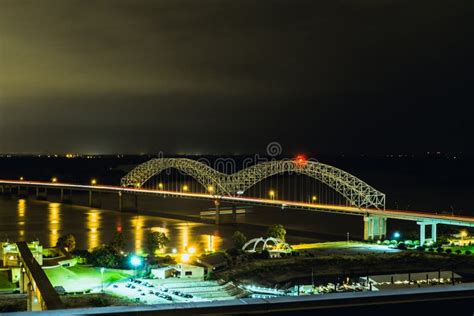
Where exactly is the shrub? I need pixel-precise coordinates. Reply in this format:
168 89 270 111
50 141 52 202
445 249 452 255
397 243 407 250
465 250 471 255
436 247 444 253
260 250 270 259
88 297 109 307
232 231 247 249
455 249 462 255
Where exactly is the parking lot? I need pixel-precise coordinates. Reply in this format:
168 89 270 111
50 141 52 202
105 278 247 304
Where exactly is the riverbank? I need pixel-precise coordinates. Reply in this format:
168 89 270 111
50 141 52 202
215 251 474 287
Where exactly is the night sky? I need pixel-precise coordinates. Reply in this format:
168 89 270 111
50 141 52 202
0 0 473 155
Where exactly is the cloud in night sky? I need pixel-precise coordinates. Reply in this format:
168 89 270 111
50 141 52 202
0 0 473 154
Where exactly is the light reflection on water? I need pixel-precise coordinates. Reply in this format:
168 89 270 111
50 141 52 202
0 198 232 254
48 202 61 247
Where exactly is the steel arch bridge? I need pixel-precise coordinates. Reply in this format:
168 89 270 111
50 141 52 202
121 158 385 210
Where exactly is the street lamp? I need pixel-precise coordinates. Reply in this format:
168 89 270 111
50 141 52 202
182 185 189 192
100 267 105 292
158 183 164 190
19 176 24 181
207 185 214 194
51 177 58 183
130 255 142 278
393 231 401 239
311 195 317 203
181 253 190 263
91 179 97 185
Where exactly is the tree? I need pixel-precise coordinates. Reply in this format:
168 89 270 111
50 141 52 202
232 231 247 249
56 234 76 252
110 232 125 253
266 224 286 241
89 245 119 268
146 231 170 256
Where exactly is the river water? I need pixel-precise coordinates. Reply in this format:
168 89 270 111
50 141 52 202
0 195 323 254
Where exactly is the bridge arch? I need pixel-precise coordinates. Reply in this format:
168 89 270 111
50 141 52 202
223 160 385 209
120 158 229 194
121 158 385 209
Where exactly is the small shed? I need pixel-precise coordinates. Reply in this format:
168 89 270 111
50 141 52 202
176 263 205 280
151 266 176 279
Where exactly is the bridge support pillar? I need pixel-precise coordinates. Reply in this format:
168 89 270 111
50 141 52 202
418 222 437 246
232 204 237 223
35 187 47 200
364 215 387 240
17 186 27 197
118 192 123 211
88 190 93 207
214 200 221 225
60 189 64 202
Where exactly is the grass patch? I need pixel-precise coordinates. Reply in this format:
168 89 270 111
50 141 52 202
45 266 132 292
0 270 16 290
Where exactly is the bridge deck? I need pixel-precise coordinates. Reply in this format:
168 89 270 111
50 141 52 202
2 180 474 227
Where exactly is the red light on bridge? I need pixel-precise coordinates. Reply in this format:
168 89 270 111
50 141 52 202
295 154 307 165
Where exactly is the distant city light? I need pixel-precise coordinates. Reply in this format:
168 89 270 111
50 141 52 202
19 176 24 181
91 179 97 185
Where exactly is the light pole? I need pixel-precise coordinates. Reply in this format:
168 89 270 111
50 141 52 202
100 267 105 292
130 255 142 278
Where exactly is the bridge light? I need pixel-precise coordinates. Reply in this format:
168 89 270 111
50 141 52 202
135 182 141 188
269 190 276 199
207 185 214 193
182 185 189 192
158 183 164 190
91 179 97 185
19 176 24 181
312 195 317 202
295 154 307 165
51 177 58 183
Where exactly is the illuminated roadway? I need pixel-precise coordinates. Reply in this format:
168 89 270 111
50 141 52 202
1 179 474 228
